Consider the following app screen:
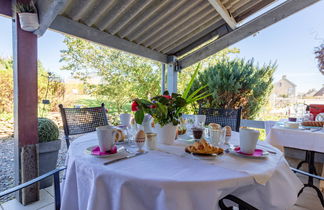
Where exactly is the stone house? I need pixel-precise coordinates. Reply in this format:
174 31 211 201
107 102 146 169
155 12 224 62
273 75 296 98
313 84 324 98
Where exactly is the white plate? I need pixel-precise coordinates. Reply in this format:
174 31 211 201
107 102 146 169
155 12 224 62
85 146 126 158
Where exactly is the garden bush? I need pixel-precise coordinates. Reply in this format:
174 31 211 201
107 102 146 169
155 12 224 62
191 58 276 119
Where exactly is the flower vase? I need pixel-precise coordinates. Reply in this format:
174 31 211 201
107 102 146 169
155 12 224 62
142 114 153 133
155 123 177 145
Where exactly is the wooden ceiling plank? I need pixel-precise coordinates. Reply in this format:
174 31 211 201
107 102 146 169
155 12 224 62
179 0 320 68
208 0 237 29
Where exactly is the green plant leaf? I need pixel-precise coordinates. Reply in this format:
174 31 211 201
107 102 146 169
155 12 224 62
135 110 144 124
182 63 201 99
186 84 208 101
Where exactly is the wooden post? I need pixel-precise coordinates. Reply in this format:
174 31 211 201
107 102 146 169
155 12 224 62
0 0 12 17
167 63 177 94
12 0 39 204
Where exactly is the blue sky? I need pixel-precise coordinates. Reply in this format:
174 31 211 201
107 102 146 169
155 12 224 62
0 1 323 93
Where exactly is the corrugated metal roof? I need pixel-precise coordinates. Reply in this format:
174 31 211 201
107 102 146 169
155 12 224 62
55 0 275 58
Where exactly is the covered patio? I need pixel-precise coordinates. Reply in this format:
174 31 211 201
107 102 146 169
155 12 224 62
0 0 323 209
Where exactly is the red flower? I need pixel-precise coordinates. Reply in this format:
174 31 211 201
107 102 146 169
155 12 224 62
149 104 156 109
131 101 139 111
162 95 172 99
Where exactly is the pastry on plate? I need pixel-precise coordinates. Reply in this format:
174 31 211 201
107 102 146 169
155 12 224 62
185 139 223 155
302 121 324 127
209 123 221 130
114 129 125 142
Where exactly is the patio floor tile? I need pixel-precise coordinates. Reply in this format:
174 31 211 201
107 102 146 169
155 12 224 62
38 203 54 210
1 190 54 210
44 186 54 198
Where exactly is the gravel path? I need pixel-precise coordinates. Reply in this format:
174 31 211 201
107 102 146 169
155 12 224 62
0 131 73 204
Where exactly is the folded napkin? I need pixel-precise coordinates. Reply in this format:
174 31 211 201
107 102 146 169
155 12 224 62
92 146 117 156
234 147 263 157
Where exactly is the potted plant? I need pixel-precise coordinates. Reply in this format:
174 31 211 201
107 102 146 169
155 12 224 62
38 118 61 188
132 64 210 145
15 1 39 32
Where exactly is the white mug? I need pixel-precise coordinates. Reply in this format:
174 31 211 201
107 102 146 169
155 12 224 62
239 128 260 154
120 113 131 127
96 125 118 152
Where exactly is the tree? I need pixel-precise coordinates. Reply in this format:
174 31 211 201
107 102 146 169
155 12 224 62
178 48 240 93
0 57 64 114
190 58 276 119
60 36 161 115
315 44 324 75
0 58 13 113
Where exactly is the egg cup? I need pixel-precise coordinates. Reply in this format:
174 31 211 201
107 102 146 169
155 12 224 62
136 140 145 153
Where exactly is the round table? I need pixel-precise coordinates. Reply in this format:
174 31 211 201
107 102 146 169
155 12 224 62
61 132 302 210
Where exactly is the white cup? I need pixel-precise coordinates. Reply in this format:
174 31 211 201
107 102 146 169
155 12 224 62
239 128 260 154
96 125 118 152
195 115 206 126
120 113 131 127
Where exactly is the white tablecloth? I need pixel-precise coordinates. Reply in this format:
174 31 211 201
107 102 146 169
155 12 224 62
61 132 302 210
267 126 324 153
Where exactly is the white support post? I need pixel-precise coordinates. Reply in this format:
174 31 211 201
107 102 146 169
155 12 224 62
161 63 166 94
167 63 177 94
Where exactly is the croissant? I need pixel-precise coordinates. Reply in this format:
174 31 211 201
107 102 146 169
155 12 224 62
302 121 324 127
185 139 223 155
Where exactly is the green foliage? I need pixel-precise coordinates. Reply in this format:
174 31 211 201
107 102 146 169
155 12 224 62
60 36 161 117
178 48 240 113
133 93 188 126
38 118 59 143
315 43 324 75
0 57 65 115
15 1 37 13
191 58 276 119
0 58 13 113
133 66 210 126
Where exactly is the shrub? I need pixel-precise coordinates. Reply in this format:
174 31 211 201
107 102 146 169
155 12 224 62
191 58 276 119
38 118 59 143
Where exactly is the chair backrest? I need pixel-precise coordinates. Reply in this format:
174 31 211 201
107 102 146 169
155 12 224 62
59 103 108 147
198 107 242 132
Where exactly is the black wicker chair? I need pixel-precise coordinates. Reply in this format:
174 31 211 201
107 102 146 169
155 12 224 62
219 194 258 210
198 107 242 132
59 103 108 148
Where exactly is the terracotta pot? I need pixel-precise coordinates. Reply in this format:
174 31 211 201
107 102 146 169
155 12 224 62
18 13 39 32
155 123 177 145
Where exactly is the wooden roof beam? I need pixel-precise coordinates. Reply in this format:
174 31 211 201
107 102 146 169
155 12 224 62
34 0 69 37
179 0 320 69
208 0 237 29
50 15 168 63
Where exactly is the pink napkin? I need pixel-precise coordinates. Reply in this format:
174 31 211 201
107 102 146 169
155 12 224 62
234 147 263 157
91 146 117 156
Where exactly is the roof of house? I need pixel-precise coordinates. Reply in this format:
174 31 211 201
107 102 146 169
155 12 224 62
314 86 324 96
277 75 296 87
